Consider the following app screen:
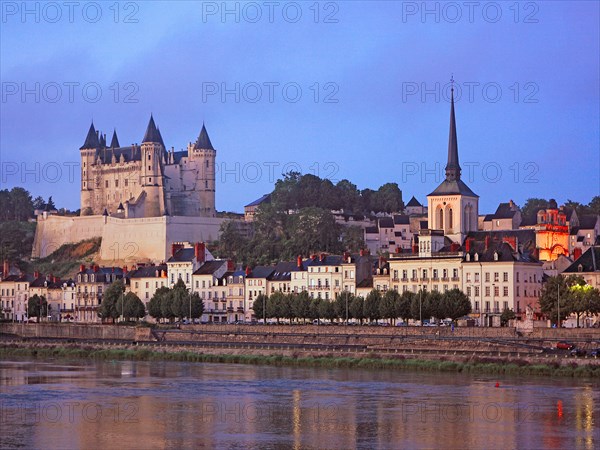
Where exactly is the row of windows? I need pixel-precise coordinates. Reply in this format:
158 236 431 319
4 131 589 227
473 301 510 313
393 269 459 280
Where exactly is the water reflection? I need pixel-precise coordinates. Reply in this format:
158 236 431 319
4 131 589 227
0 359 598 449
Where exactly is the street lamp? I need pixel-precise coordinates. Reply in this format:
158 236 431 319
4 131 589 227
345 292 349 326
419 288 423 326
189 290 192 324
263 294 266 324
557 283 560 328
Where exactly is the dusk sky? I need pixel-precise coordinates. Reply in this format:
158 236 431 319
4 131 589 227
1 1 599 213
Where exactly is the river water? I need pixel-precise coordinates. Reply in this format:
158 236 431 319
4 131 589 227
0 358 598 449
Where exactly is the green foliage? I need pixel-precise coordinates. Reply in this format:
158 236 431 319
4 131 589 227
538 275 586 325
148 287 170 322
98 279 124 322
349 295 365 323
0 187 33 221
0 221 36 269
252 294 268 321
146 281 204 322
398 291 414 322
29 238 101 278
500 308 516 326
27 294 48 320
116 292 146 321
380 289 400 323
364 289 382 322
440 289 472 321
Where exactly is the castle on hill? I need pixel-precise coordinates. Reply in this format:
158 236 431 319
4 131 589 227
79 116 216 218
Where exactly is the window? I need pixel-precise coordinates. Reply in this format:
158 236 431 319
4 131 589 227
485 273 490 282
475 301 479 311
433 269 438 279
412 270 417 280
206 160 209 168
485 301 490 312
494 286 499 297
516 272 520 282
475 286 480 297
453 269 458 279
466 273 471 282
402 270 407 280
503 301 508 311
467 287 471 297
443 269 448 279
422 269 427 279
105 180 109 188
503 272 508 282
485 286 490 297
494 272 499 283
503 287 509 297
516 286 520 296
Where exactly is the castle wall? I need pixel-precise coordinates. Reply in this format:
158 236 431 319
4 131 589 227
33 214 226 263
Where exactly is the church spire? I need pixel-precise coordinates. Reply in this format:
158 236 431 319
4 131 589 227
194 122 215 150
110 129 120 148
80 122 100 149
445 76 461 182
142 114 161 144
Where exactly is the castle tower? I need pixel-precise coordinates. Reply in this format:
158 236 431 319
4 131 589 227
192 123 216 216
80 122 100 216
140 115 167 217
427 80 479 244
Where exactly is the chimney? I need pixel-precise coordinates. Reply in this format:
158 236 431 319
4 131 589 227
465 238 471 252
227 259 235 271
297 255 302 269
485 235 491 251
245 266 251 276
122 266 128 275
573 247 583 261
195 242 206 264
3 260 8 276
34 271 40 279
412 244 418 254
171 243 184 257
320 253 326 262
450 243 460 252
379 256 385 268
311 254 317 261
94 265 99 272
80 264 85 273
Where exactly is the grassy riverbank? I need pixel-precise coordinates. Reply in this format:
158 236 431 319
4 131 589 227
2 344 599 378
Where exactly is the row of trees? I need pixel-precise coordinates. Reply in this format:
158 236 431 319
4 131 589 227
216 206 365 265
539 275 600 327
0 187 77 222
147 279 204 322
97 280 146 322
251 288 472 324
521 197 600 220
271 172 404 215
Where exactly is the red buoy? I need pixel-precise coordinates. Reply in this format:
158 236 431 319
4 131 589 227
495 382 500 388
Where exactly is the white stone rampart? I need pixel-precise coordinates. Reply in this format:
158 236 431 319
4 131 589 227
33 214 225 263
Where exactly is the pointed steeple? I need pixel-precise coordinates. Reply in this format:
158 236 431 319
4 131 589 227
445 78 460 182
80 122 100 149
110 129 120 148
142 114 162 144
194 123 215 150
99 132 106 148
156 127 165 148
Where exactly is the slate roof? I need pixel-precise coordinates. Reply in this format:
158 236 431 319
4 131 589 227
194 124 215 150
167 248 196 263
365 226 379 234
393 215 410 225
193 260 226 275
247 266 275 279
96 146 142 164
245 194 271 208
268 261 297 281
429 179 478 197
579 215 599 229
129 264 168 278
80 122 100 149
563 246 600 273
406 196 422 207
378 217 394 228
307 255 344 267
110 129 120 148
142 115 162 144
77 267 124 282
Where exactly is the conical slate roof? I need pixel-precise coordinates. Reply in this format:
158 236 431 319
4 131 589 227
142 115 162 144
110 129 120 148
194 123 214 150
80 122 100 149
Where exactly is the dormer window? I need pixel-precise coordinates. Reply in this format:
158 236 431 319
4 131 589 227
474 253 479 262
466 253 471 262
494 252 499 261
578 264 583 272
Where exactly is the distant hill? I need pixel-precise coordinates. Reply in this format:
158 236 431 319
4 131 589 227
28 238 101 279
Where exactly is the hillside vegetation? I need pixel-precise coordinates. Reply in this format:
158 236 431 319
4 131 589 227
29 238 101 279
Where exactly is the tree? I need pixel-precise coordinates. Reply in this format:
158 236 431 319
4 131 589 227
148 287 170 322
117 292 145 321
440 289 472 322
189 292 205 320
569 283 600 328
364 289 382 322
292 291 311 323
218 220 248 260
252 294 268 322
373 183 403 213
170 279 190 320
341 226 365 253
27 295 48 321
398 291 414 323
411 290 431 324
539 275 584 325
588 196 600 215
32 196 46 211
334 291 353 322
349 296 365 324
309 297 322 321
319 299 336 322
46 196 57 211
521 198 551 220
267 291 287 322
10 187 33 221
380 290 400 324
425 291 443 321
98 279 124 322
500 308 516 327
